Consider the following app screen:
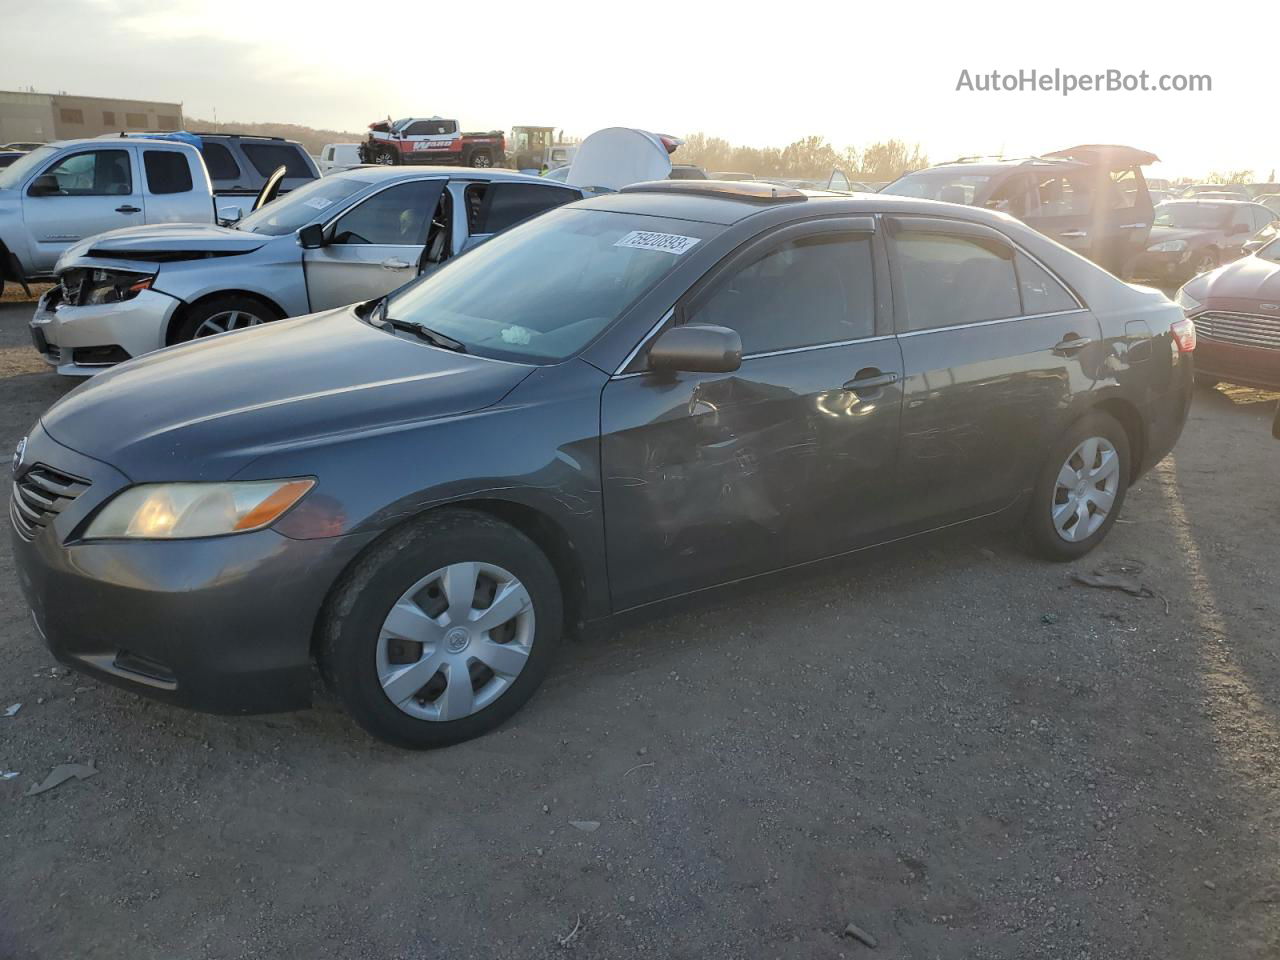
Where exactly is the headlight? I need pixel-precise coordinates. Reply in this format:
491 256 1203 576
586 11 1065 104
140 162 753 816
1147 240 1189 253
1175 287 1202 312
80 269 155 306
84 479 315 540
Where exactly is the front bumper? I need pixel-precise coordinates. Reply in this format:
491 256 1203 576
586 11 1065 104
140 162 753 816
29 286 180 377
9 425 378 714
1195 338 1280 390
1130 249 1196 283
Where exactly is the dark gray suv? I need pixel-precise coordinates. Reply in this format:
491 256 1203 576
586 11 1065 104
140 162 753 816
193 132 319 199
10 181 1194 748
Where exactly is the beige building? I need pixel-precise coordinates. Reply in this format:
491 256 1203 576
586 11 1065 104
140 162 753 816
0 90 183 144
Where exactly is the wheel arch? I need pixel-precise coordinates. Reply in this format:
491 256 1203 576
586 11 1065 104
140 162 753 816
308 498 591 664
1090 395 1147 483
165 289 287 345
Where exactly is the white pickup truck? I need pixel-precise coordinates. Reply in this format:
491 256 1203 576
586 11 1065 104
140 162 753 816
0 138 215 293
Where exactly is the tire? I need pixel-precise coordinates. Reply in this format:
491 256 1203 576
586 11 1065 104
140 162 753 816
320 508 564 749
374 146 398 166
1191 248 1219 278
172 294 277 343
1024 411 1131 562
1195 374 1220 389
470 150 492 168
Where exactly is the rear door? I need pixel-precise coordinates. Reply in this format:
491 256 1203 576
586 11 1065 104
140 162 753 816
1096 165 1154 275
21 146 144 272
885 216 1100 530
1021 170 1095 261
600 217 905 610
302 178 445 311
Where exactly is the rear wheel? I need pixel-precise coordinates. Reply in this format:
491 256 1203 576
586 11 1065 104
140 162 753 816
172 295 277 343
1025 412 1130 561
321 509 563 748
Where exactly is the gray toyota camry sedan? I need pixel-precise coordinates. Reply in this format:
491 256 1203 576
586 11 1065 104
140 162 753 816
10 181 1195 748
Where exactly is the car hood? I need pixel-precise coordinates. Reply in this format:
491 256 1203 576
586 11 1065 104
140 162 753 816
1199 254 1280 301
56 223 270 269
1147 225 1221 246
40 307 535 482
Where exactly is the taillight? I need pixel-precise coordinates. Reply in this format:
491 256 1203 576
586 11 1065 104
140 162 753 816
1171 317 1197 352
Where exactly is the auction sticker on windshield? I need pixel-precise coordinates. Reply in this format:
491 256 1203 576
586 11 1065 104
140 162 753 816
614 231 701 255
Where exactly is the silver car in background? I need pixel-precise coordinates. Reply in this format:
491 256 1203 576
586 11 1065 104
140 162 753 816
30 168 583 375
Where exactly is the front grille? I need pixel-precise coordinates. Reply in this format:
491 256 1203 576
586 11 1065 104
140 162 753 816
1195 311 1280 350
9 464 91 541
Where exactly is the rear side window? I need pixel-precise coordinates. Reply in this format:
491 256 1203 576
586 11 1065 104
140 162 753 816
143 151 193 194
241 143 312 178
330 180 444 246
201 142 240 180
469 183 576 235
1032 175 1094 216
689 233 875 354
893 232 1021 331
1015 253 1077 314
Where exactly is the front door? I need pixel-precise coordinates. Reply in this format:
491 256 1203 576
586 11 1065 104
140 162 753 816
885 216 1102 531
303 178 445 311
1022 170 1096 262
1095 165 1155 276
600 218 905 610
22 147 144 272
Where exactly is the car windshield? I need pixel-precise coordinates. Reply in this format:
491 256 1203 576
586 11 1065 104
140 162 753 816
1258 237 1280 263
235 175 374 235
0 145 58 189
1153 202 1232 229
382 207 719 362
879 170 993 205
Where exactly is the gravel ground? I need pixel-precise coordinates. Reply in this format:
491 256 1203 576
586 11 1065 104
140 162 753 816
1 299 1278 959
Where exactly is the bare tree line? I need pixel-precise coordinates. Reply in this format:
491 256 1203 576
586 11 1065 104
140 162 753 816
677 133 929 181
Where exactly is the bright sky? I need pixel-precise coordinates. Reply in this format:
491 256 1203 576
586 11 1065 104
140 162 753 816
1 0 1273 181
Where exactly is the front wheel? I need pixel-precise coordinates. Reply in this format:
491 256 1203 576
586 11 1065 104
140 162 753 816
320 509 563 748
469 151 493 168
172 294 277 343
374 146 399 166
1024 412 1131 561
1191 248 1219 278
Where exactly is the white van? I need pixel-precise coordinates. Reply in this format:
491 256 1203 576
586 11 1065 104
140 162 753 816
319 143 363 176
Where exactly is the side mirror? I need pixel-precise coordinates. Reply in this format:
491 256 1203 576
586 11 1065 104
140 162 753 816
297 223 326 249
28 174 60 196
648 324 742 374
216 205 243 225
1244 239 1265 255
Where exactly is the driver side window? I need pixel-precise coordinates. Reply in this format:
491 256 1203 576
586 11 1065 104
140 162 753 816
330 181 439 246
39 150 132 196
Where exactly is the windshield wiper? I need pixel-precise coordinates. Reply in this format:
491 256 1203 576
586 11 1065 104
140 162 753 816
365 297 465 352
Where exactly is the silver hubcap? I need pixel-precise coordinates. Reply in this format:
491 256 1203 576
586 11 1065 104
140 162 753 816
194 310 267 338
376 152 394 165
473 155 491 167
376 562 535 722
1052 436 1121 543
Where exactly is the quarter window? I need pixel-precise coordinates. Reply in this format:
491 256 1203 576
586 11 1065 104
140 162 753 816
37 150 132 196
241 143 312 178
893 232 1020 331
330 180 442 246
1015 253 1077 314
689 233 875 354
143 150 193 194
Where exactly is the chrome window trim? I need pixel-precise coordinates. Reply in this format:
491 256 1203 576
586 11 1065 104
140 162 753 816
612 308 674 377
318 174 449 235
896 307 1090 338
741 334 895 359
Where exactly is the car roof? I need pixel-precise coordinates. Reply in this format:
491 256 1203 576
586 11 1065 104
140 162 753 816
328 166 573 187
574 180 1037 227
47 137 197 151
915 157 1087 176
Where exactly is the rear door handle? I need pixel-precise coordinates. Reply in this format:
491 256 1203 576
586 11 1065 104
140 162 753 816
844 371 900 392
1053 336 1094 355
1119 222 1148 230
1058 229 1088 238
115 205 141 214
381 258 411 269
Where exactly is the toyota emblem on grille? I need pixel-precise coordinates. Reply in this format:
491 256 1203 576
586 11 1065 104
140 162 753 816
12 436 26 476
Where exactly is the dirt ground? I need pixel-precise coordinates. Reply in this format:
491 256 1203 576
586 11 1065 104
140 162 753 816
1 298 1278 960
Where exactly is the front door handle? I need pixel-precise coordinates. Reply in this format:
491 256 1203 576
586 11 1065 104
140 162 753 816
115 205 141 214
843 370 900 393
1058 229 1088 238
381 258 410 269
1053 335 1094 355
1119 222 1148 230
